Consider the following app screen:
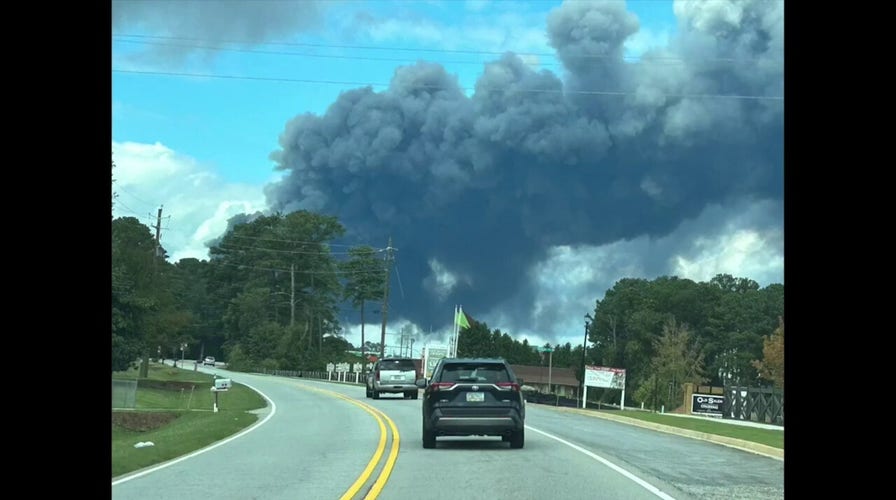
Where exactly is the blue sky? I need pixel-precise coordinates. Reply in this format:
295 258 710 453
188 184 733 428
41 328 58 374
113 0 678 186
111 0 783 352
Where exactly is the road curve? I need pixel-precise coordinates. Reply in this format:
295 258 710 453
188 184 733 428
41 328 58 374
301 379 783 500
112 372 398 500
113 369 784 500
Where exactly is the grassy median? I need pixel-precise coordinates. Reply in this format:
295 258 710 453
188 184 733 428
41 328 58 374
112 363 267 478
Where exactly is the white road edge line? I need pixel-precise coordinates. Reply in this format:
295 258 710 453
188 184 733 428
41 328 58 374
526 425 677 500
112 382 277 486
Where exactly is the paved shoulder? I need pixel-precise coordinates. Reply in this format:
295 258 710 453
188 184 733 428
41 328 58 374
539 406 783 460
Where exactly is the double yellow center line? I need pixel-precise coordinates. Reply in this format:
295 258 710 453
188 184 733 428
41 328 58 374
293 383 400 500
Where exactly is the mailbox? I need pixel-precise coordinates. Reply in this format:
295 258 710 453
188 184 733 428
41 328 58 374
214 378 232 390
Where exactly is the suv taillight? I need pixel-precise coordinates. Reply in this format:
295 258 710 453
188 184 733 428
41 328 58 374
375 370 380 381
497 382 520 392
429 382 455 391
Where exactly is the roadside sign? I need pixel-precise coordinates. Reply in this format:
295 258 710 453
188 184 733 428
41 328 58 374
691 393 725 416
584 365 625 389
423 345 449 378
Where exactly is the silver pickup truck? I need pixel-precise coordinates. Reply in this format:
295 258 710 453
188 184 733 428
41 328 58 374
366 357 419 399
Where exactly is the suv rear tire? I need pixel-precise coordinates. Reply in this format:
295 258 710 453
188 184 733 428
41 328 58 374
509 428 525 449
422 418 436 449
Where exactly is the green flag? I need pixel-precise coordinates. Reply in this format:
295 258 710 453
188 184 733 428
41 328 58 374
456 309 472 329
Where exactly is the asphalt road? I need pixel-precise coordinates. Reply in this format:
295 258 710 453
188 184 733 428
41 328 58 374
112 367 784 500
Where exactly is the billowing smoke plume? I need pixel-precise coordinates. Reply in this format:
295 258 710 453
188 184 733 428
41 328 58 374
204 211 266 254
264 0 784 336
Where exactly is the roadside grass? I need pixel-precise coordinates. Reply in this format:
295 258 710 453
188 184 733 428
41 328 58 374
112 411 259 478
595 410 784 449
112 362 267 478
113 365 781 480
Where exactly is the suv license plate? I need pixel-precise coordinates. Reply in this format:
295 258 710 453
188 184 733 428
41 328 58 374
466 392 484 402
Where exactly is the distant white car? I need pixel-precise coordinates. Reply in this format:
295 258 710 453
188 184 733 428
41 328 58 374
203 356 216 366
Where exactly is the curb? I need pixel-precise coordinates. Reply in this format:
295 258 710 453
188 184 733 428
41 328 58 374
543 405 784 461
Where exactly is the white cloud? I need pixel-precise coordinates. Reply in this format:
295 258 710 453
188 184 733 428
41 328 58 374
672 228 784 284
422 258 471 300
624 26 673 60
475 198 783 349
349 10 550 58
640 176 663 199
342 198 782 356
363 17 447 46
674 0 745 34
465 0 491 13
339 318 447 357
112 141 269 262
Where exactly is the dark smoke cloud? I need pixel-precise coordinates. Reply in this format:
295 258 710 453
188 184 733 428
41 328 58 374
112 0 330 66
263 0 784 335
204 211 265 254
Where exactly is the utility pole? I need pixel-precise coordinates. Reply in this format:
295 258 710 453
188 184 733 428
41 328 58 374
290 263 295 327
310 273 315 350
140 206 164 378
581 314 591 405
548 348 553 393
379 237 395 358
153 206 163 258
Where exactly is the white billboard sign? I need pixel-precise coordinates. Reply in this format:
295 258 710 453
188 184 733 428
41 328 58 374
582 365 627 410
584 365 626 389
423 345 449 378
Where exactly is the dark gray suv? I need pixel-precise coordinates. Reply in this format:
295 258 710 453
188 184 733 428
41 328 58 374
416 357 525 449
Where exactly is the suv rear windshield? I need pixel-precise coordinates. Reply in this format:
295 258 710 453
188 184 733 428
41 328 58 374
437 362 511 384
379 359 416 371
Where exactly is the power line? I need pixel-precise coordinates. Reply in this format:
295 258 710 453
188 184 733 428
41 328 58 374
227 233 385 249
215 242 372 256
111 198 144 217
115 184 157 208
113 33 778 65
143 224 389 253
394 263 405 300
114 38 554 68
208 259 390 276
111 207 159 228
112 69 783 101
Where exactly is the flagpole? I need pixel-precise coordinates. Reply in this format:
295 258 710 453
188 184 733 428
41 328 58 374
452 305 458 358
455 305 461 357
453 304 459 357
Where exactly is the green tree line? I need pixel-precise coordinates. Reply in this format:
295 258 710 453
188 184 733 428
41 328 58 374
111 208 386 376
454 274 783 410
585 274 784 408
113 179 783 410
